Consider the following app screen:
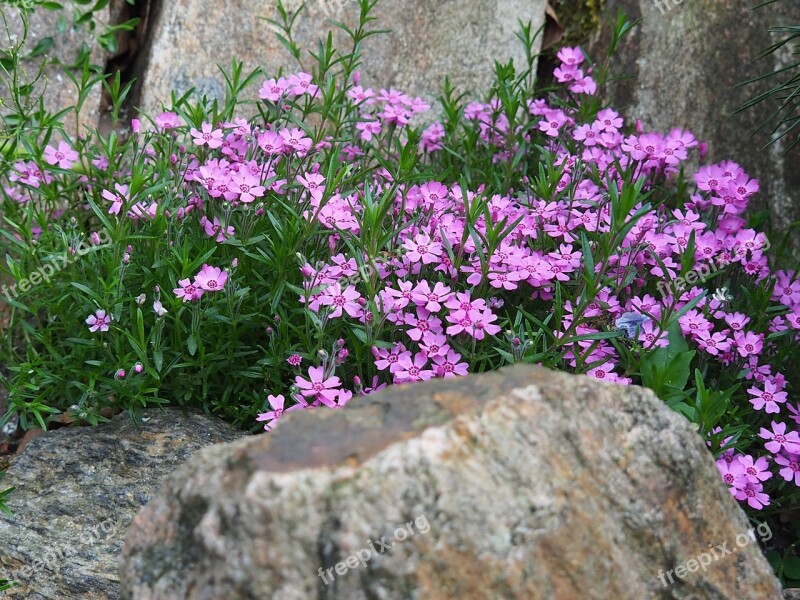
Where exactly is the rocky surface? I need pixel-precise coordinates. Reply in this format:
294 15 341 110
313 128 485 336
134 0 546 115
588 0 800 238
120 365 782 599
0 2 110 136
0 409 247 599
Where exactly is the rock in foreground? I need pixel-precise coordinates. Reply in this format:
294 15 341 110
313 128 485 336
120 365 782 599
0 409 247 599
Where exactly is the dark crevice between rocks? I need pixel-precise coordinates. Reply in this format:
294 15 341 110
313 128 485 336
97 0 160 134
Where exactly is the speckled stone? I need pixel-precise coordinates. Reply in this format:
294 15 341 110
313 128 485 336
0 3 109 137
588 0 800 238
0 408 247 599
135 0 546 116
120 365 782 599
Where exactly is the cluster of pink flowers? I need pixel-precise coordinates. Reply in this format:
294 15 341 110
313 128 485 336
173 264 228 302
22 53 793 512
715 420 800 509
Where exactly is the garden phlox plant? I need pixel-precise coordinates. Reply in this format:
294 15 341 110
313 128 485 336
0 1 798 537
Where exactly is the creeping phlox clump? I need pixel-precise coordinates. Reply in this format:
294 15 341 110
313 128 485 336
0 10 798 525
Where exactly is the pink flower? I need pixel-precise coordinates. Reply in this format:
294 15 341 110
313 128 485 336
173 278 204 302
319 283 362 318
287 354 303 366
154 111 181 130
279 128 313 155
402 234 442 264
748 380 788 414
395 352 435 383
356 119 382 142
419 332 450 358
43 141 78 169
373 343 412 374
410 281 452 312
736 454 773 483
194 264 228 292
733 331 763 358
733 482 770 509
716 456 747 492
405 307 443 341
295 366 341 404
190 123 224 149
102 183 129 216
759 421 800 454
256 394 286 431
469 308 502 340
695 329 731 356
230 170 266 203
85 309 112 332
775 452 800 486
432 349 469 378
557 46 584 66
259 76 289 102
538 110 567 137
287 72 319 97
257 130 285 155
199 215 234 242
333 389 353 408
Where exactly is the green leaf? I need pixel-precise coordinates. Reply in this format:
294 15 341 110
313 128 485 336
153 349 163 373
784 555 800 580
29 37 54 58
187 335 197 356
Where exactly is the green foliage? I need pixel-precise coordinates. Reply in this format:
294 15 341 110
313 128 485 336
739 1 800 151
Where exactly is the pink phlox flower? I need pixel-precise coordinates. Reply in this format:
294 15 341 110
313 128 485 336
775 452 800 486
256 394 286 431
259 76 289 102
43 141 78 169
736 454 773 484
410 281 452 312
102 183 129 216
759 421 800 454
431 349 469 378
295 366 341 404
85 309 112 332
173 278 204 302
404 307 443 341
733 330 763 358
200 215 234 242
748 379 788 414
319 283 362 319
394 352 435 383
373 343 412 374
194 264 228 292
733 481 770 509
190 122 224 149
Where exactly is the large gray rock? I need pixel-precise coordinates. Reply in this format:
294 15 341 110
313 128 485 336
0 409 247 599
0 3 110 137
120 365 782 599
134 0 546 115
588 0 800 238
